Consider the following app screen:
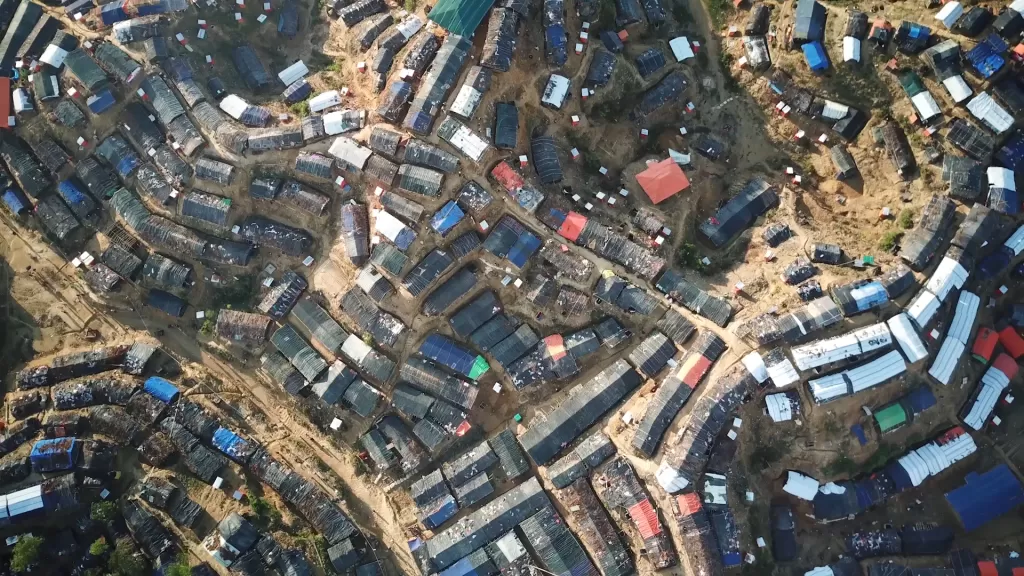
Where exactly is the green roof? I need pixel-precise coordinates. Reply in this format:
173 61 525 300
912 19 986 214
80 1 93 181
874 403 908 433
468 355 490 380
428 0 494 36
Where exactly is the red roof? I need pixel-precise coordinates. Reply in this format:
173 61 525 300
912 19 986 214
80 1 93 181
491 161 524 192
636 159 689 204
676 493 702 516
1011 568 1024 576
0 77 11 130
557 211 587 242
544 334 567 361
999 326 1024 359
627 499 662 539
977 561 997 576
679 355 712 389
972 327 999 361
992 353 1019 380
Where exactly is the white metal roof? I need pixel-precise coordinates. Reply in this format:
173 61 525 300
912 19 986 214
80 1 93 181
541 74 570 109
897 431 975 486
669 37 694 61
327 136 372 169
805 566 835 576
765 393 795 422
987 166 1017 191
277 60 309 86
924 257 968 302
441 117 489 162
1005 224 1024 256
40 44 68 68
1012 0 1024 12
766 356 800 388
886 313 928 363
450 85 484 119
655 462 688 493
964 365 1011 429
323 109 365 135
808 372 848 403
397 15 424 38
911 92 941 121
843 36 861 62
5 484 43 517
935 1 963 27
219 94 248 119
791 332 861 371
375 210 411 244
13 89 32 112
942 76 972 103
356 266 385 294
703 473 727 505
847 350 906 394
310 90 342 113
947 290 979 344
907 289 940 329
928 336 965 385
851 323 892 353
741 352 768 383
783 471 820 500
821 100 849 120
967 92 1014 134
341 334 371 363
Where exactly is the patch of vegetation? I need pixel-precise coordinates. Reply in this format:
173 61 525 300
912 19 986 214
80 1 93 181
249 496 284 530
308 50 336 70
598 0 616 30
200 310 217 336
109 539 147 576
11 535 43 573
706 0 733 28
289 101 311 118
163 558 191 576
91 500 117 523
590 71 640 123
718 52 740 92
295 530 330 569
898 209 914 229
748 435 791 470
211 275 257 311
860 442 899 474
90 538 110 557
361 333 375 346
830 66 892 111
823 454 857 478
879 230 903 252
823 413 843 436
676 242 708 273
672 1 692 26
404 0 416 11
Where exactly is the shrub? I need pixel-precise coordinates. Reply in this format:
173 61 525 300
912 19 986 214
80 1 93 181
91 501 117 523
404 0 416 11
109 540 147 576
898 209 914 229
11 536 43 573
90 538 109 557
879 230 903 251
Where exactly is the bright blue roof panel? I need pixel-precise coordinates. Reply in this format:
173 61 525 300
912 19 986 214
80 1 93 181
945 465 1024 532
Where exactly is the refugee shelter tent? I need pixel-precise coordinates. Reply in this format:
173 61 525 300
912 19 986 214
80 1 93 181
699 178 777 247
793 0 826 44
945 465 1024 532
803 41 829 72
481 8 518 72
635 48 666 78
531 135 562 184
955 6 991 36
636 158 690 204
232 44 271 91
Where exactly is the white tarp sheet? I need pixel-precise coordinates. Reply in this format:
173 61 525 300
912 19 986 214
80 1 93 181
1005 224 1024 256
911 92 941 121
783 471 820 500
907 289 940 329
374 210 411 244
541 74 570 109
328 136 372 169
277 60 309 86
925 257 968 302
928 336 965 385
963 364 1011 429
843 36 861 62
935 1 963 27
947 290 980 344
766 393 796 422
670 37 695 61
987 166 1017 191
942 75 972 103
967 92 1014 134
887 313 928 363
741 352 768 384
310 90 342 113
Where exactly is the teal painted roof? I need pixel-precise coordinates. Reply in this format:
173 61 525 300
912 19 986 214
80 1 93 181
428 0 495 36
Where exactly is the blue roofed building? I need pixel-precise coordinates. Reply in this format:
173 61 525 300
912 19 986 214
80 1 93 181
945 464 1024 531
144 377 180 403
86 89 116 114
431 201 465 237
803 41 829 72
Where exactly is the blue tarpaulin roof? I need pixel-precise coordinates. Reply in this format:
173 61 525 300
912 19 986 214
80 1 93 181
906 386 936 413
2 189 29 215
147 290 186 316
101 0 128 24
212 427 253 463
431 201 465 237
144 376 179 403
803 41 829 71
966 34 1007 78
424 495 458 528
545 25 567 66
30 437 78 472
946 465 1024 531
507 231 541 268
996 130 1024 170
419 334 489 379
87 89 116 114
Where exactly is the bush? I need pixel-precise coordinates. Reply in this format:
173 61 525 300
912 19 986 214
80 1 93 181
250 496 283 529
676 242 708 272
404 0 416 10
898 209 914 229
289 101 311 118
89 538 109 557
109 540 147 576
163 554 191 576
91 501 117 523
11 536 43 573
879 230 903 251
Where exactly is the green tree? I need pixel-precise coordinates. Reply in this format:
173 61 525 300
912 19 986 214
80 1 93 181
404 0 416 11
898 209 914 229
109 540 147 576
879 230 903 251
249 496 282 529
89 537 110 557
11 535 43 573
91 500 117 523
162 554 191 576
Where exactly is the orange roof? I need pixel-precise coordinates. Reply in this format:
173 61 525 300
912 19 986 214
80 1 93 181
627 499 662 539
999 326 1024 359
992 353 1019 380
0 77 10 130
977 561 997 576
972 327 999 360
1014 43 1024 56
557 211 587 241
636 158 690 204
677 493 702 515
1012 567 1024 576
543 334 567 361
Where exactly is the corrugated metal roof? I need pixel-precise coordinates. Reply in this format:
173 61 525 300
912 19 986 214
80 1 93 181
291 298 349 353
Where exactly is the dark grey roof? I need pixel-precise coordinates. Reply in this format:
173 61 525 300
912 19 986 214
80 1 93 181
948 118 994 161
654 270 733 327
143 37 168 61
403 35 471 134
520 360 642 464
232 44 271 91
656 309 696 345
35 194 79 240
121 102 165 151
380 191 424 223
340 288 405 348
565 327 600 359
141 75 184 125
272 324 329 381
102 245 143 278
627 331 676 377
240 216 313 257
410 469 450 507
634 71 687 118
449 290 501 338
294 152 334 179
412 418 448 452
941 155 985 201
547 432 615 488
194 157 234 185
360 428 395 469
447 230 482 259
1 135 50 197
142 253 191 288
358 13 394 49
699 177 778 248
454 472 494 507
899 194 955 270
635 48 666 78
489 429 529 479
343 379 382 417
376 415 425 471
481 8 518 72
376 80 412 123
134 164 172 205
399 357 478 409
423 267 478 316
615 0 642 26
95 42 141 84
491 323 539 367
249 126 305 152
291 298 349 353
950 203 999 257
338 0 386 27
586 50 616 86
442 440 498 486
519 505 598 576
365 155 399 186
403 249 454 296
392 384 434 419
793 0 826 43
494 102 519 150
74 156 118 199
340 202 370 265
63 48 109 93
370 242 408 276
368 126 402 156
531 135 562 184
403 33 441 77
403 138 460 172
470 314 520 351
52 98 86 128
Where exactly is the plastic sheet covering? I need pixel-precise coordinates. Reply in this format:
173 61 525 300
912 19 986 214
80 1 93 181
1 135 51 198
138 431 175 465
519 505 599 576
89 405 141 445
635 71 687 118
403 35 471 134
126 389 167 424
358 13 394 50
28 138 70 175
481 8 518 72
123 499 177 559
211 426 256 463
340 288 405 347
403 139 460 172
240 216 313 257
